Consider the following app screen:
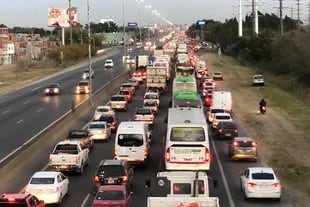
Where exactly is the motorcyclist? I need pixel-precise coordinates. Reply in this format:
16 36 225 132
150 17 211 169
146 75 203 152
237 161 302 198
259 98 267 112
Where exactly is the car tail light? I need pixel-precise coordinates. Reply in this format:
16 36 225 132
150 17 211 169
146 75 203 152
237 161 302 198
76 156 81 163
234 129 238 133
218 129 223 133
122 176 128 183
114 147 118 157
143 72 146 76
247 182 257 188
94 176 99 183
252 142 257 147
144 147 148 156
165 148 170 161
272 183 281 188
205 148 210 162
7 198 15 202
233 141 239 147
150 115 154 120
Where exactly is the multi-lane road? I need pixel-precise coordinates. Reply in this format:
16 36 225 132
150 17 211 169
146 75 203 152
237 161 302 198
0 47 294 207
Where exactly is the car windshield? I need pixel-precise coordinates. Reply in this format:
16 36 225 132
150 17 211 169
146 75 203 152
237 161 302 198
97 165 125 177
68 131 87 138
111 96 125 101
170 127 205 141
30 177 55 184
144 102 156 107
136 108 152 115
119 91 129 95
252 173 274 180
97 108 109 112
95 191 124 200
89 123 106 129
117 134 143 146
47 83 58 88
78 82 89 86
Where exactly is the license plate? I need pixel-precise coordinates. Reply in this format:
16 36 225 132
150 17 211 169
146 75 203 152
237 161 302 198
108 177 114 184
225 133 231 136
60 165 67 169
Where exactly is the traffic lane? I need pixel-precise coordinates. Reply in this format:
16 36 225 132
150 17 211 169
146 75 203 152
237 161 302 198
211 121 293 207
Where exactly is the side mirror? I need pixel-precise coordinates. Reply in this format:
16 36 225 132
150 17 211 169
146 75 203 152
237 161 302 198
145 178 151 188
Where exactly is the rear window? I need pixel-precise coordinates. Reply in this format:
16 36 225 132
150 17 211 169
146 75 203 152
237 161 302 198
210 109 224 113
68 131 87 138
30 177 55 184
95 191 124 200
144 102 156 107
235 141 254 147
144 94 158 99
220 122 237 128
89 123 106 129
97 165 125 177
111 96 125 101
98 116 114 123
215 115 231 120
170 127 205 142
136 108 152 115
0 203 27 207
97 108 109 112
78 82 89 86
117 134 143 147
119 91 130 95
172 180 205 194
53 144 78 154
252 173 274 180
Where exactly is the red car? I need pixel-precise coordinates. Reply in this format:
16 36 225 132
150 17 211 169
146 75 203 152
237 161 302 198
204 94 213 107
92 185 131 207
0 193 45 207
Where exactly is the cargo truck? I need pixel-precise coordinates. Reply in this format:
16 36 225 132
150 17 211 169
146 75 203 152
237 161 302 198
146 66 167 93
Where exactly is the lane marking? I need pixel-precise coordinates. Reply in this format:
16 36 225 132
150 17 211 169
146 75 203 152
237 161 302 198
2 109 10 114
80 194 91 207
32 86 42 91
16 119 24 124
210 137 235 207
23 100 30 104
36 108 43 113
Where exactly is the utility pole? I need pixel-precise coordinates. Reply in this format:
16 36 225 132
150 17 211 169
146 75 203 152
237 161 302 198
308 2 310 25
280 0 283 36
238 0 243 37
291 7 294 19
69 0 73 44
297 0 301 32
254 0 258 35
122 0 126 56
87 0 93 107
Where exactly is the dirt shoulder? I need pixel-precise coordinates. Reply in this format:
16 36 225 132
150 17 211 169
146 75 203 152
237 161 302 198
201 52 310 206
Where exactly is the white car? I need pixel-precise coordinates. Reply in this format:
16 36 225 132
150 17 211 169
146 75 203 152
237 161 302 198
252 74 265 86
25 171 69 205
240 167 281 201
82 68 94 79
144 92 160 106
93 105 115 120
88 121 111 141
212 112 232 129
104 59 114 69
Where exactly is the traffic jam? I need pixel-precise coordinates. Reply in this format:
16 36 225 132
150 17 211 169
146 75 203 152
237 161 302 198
0 31 282 207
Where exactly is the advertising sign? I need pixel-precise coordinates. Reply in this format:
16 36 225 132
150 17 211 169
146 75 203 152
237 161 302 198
48 7 78 28
128 22 138 28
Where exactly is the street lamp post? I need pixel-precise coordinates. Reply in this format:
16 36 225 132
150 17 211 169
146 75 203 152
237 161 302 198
87 0 93 106
123 0 126 56
69 0 73 44
137 0 144 53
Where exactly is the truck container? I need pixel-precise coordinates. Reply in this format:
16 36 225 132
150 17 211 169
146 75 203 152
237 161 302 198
147 197 220 207
146 66 167 93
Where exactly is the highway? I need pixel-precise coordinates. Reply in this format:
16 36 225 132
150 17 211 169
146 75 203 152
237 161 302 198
0 48 294 207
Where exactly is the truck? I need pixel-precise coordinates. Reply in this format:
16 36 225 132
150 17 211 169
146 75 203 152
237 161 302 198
147 197 220 207
133 55 149 80
146 66 167 93
154 49 164 57
49 140 89 174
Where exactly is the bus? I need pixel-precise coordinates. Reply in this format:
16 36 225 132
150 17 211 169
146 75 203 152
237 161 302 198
175 66 195 77
172 76 197 96
171 91 203 109
165 107 210 171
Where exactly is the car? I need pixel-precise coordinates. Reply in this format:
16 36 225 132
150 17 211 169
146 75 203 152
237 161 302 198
44 83 61 96
200 76 213 87
93 159 134 193
95 114 118 133
25 171 69 205
131 71 143 83
88 121 111 141
213 71 223 80
125 79 139 89
109 95 128 111
252 74 265 86
67 129 94 150
240 167 281 201
204 93 213 107
133 107 154 126
202 82 215 97
104 59 114 69
82 68 94 79
214 121 238 140
93 105 115 120
228 137 258 161
0 193 45 207
146 87 160 97
212 112 232 129
92 185 131 207
118 89 133 103
143 99 159 115
126 57 135 65
75 80 90 94
120 82 135 95
143 92 160 106
207 107 225 123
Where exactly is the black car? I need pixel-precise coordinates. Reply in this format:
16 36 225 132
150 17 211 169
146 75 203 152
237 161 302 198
93 159 134 193
44 83 61 96
95 114 118 133
66 129 94 150
214 121 238 140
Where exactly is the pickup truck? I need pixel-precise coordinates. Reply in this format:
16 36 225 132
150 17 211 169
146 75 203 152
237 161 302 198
147 197 220 207
67 129 93 150
49 140 89 174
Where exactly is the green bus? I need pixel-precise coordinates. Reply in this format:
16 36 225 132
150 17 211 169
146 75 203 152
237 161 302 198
172 76 197 96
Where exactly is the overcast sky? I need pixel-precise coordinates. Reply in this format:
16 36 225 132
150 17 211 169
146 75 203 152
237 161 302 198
0 0 308 29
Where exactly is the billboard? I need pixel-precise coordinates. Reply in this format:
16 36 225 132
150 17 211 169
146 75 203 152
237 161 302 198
48 7 78 28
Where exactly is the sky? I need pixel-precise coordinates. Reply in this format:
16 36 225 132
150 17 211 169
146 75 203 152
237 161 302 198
0 0 308 29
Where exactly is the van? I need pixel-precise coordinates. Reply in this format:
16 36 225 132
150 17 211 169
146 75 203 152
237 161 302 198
212 91 232 113
165 108 210 171
114 122 150 166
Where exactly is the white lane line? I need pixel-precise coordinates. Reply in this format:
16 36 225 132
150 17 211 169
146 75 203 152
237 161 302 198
80 194 91 207
210 138 236 207
32 86 42 91
36 108 43 113
23 100 30 104
3 109 10 114
16 119 24 124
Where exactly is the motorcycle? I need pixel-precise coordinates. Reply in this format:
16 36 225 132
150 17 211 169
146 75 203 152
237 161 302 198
259 105 267 114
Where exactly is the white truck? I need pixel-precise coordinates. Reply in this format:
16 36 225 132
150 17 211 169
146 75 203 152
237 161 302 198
147 197 220 207
49 140 89 174
146 66 167 93
133 55 149 80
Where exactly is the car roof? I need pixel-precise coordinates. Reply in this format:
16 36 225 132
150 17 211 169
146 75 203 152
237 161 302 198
57 140 81 145
100 159 127 166
248 167 275 174
32 171 59 177
97 105 111 109
112 94 126 98
90 121 107 125
233 137 254 142
215 112 231 116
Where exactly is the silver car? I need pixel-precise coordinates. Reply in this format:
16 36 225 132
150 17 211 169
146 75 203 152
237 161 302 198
109 95 128 111
88 121 111 141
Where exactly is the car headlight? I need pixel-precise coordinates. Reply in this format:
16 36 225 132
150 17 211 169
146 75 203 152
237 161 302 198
45 89 49 93
54 88 59 93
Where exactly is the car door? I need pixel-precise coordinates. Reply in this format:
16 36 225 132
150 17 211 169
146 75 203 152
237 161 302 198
241 169 249 188
59 173 69 196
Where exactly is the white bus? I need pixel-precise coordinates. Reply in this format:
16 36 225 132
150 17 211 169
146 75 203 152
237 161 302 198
165 107 210 171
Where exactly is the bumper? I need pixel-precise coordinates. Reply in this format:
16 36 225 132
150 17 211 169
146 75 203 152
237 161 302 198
115 156 148 165
33 192 60 204
165 162 210 171
90 134 109 140
245 189 281 199
231 153 257 160
49 164 78 172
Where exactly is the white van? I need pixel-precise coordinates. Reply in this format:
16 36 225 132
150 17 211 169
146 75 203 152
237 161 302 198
165 108 210 171
114 121 150 166
212 91 233 113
